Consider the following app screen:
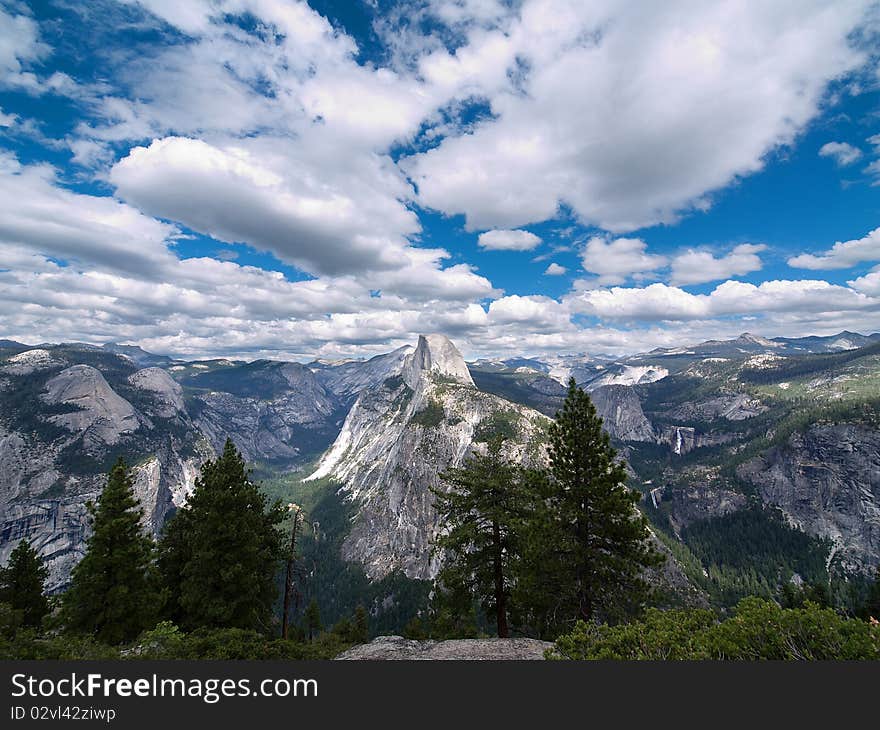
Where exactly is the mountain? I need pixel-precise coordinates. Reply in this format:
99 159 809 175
2 330 879 613
306 334 550 580
308 346 413 400
0 346 210 591
101 343 175 368
465 336 880 583
175 359 343 466
770 330 880 353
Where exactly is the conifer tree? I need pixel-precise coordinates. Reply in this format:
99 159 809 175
0 539 49 628
352 605 369 643
522 379 661 634
431 437 534 637
61 458 158 644
305 598 322 641
864 566 880 621
159 439 284 631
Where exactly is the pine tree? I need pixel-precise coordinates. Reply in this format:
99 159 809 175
352 605 369 643
0 539 49 628
864 566 880 621
61 458 158 644
431 437 534 637
159 439 284 631
522 379 662 634
155 506 192 626
305 598 322 641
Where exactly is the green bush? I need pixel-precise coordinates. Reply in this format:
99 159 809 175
411 399 446 428
549 598 880 660
128 624 351 660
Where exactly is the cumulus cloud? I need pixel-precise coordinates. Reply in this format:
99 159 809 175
581 236 667 286
0 8 49 92
568 279 876 322
403 1 871 232
848 268 880 296
477 229 542 251
3 0 879 360
670 244 766 286
788 227 880 270
544 263 567 275
0 149 499 359
0 153 177 276
110 136 420 277
818 141 863 166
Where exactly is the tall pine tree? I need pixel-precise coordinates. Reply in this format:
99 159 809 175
0 539 49 628
521 379 661 634
159 439 284 631
431 438 535 638
61 458 158 644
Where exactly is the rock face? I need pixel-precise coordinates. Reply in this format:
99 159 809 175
128 367 186 418
738 424 880 573
310 346 413 399
669 393 767 422
43 365 144 446
335 636 553 660
307 334 549 580
590 385 655 442
660 483 749 533
586 364 668 390
1 349 63 376
0 349 210 591
402 334 475 389
187 360 341 465
656 425 734 455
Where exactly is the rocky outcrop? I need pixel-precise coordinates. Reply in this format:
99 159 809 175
0 354 211 591
738 424 880 573
43 365 145 446
0 349 63 376
189 361 341 465
660 483 749 533
310 346 413 399
590 385 655 442
128 367 186 418
669 393 767 422
335 636 552 660
657 425 735 455
402 334 475 389
307 334 549 580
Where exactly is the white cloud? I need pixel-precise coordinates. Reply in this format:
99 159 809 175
477 229 542 251
581 236 667 285
0 107 16 127
0 8 49 92
0 150 499 359
544 263 567 275
110 136 420 277
3 0 879 360
488 294 567 327
818 141 863 166
670 244 765 286
568 279 877 322
848 267 880 296
0 154 177 276
403 0 871 232
788 227 880 270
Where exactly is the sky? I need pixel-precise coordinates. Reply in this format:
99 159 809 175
1 0 880 361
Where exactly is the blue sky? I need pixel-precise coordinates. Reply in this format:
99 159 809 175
1 0 880 359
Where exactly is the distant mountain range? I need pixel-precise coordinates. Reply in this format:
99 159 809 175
1 330 878 618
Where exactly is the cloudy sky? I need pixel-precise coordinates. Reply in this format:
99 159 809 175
1 0 880 360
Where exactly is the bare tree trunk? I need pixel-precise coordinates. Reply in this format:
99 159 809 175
281 508 301 639
493 519 509 638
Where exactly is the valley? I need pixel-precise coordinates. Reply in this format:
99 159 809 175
1 330 879 626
